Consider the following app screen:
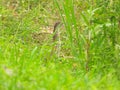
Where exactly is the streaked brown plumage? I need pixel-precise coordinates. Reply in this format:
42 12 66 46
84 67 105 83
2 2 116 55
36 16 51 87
53 22 61 41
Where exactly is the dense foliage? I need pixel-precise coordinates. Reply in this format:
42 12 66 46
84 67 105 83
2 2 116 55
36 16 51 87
0 0 120 89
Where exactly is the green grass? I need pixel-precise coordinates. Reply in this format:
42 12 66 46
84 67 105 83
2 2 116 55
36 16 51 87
0 0 120 90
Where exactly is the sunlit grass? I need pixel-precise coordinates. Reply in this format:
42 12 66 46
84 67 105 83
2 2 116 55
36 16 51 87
0 0 120 90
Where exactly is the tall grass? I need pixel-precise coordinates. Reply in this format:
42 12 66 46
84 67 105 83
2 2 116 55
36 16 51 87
55 0 120 73
54 0 85 70
0 0 120 90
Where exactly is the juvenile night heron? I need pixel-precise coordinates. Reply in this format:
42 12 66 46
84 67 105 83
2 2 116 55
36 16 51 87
51 22 62 58
53 22 61 41
32 21 62 58
32 22 61 44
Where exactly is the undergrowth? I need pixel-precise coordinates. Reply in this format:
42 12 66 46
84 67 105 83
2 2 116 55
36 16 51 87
0 0 120 90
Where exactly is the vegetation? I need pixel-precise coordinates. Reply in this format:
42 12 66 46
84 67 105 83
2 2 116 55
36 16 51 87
0 0 120 90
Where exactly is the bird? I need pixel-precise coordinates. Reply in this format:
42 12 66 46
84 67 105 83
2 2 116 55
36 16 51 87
53 22 61 41
50 22 62 57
